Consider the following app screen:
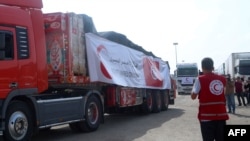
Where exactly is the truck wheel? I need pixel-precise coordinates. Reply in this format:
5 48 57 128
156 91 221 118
78 95 101 132
4 101 34 141
141 90 153 114
152 90 161 113
161 91 169 111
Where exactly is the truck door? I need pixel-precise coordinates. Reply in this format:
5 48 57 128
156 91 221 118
0 26 18 99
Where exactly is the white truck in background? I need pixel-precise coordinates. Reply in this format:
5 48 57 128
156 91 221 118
174 63 199 94
216 52 250 80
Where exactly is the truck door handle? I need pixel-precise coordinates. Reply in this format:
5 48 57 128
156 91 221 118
9 82 18 88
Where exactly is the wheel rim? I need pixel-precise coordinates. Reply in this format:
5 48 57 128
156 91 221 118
8 111 28 140
87 102 99 124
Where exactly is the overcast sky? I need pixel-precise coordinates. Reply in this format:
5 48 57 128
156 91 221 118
42 0 250 73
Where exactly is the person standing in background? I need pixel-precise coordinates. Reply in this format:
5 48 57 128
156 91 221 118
244 77 250 104
191 57 229 141
235 76 246 106
225 74 236 113
170 76 177 99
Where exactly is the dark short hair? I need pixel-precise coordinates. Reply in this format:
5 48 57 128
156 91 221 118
201 57 214 71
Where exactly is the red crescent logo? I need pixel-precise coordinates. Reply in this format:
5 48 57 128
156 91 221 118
213 84 219 91
209 80 223 95
97 45 105 57
97 45 112 79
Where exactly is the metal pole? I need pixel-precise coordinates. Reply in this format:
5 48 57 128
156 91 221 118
173 42 178 67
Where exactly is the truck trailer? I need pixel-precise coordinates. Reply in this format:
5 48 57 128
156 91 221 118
0 0 174 140
216 52 250 79
174 63 198 94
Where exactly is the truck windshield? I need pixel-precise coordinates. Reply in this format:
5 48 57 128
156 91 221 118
177 68 198 77
239 66 250 75
238 60 250 75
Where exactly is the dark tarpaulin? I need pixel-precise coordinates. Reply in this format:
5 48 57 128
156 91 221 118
78 14 98 34
98 31 157 58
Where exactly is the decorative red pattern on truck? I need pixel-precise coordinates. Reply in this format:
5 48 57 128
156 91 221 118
49 39 62 72
44 12 88 83
120 88 136 106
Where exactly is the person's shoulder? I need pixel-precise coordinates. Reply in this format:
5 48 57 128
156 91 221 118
197 75 204 80
198 74 205 77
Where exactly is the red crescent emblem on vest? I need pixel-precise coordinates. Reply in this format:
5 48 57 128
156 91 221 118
213 84 219 91
209 80 223 95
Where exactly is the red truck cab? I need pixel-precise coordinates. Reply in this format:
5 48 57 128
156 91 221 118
0 0 49 138
0 0 48 99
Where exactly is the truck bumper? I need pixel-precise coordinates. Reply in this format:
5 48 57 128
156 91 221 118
178 86 193 94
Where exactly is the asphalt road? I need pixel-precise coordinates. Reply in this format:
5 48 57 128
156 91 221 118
31 94 250 141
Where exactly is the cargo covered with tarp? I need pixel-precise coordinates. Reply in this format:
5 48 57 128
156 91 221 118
43 12 170 89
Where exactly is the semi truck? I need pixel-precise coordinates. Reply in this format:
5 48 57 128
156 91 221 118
216 52 250 79
174 63 198 94
0 0 174 140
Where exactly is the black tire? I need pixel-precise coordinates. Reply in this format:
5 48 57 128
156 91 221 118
4 101 34 141
71 95 101 133
161 91 169 111
141 90 153 114
152 90 161 113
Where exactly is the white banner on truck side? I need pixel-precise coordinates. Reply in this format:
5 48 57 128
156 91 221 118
85 33 170 89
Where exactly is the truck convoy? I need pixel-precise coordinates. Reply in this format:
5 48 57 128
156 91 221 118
174 63 199 94
0 0 174 140
216 52 250 79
